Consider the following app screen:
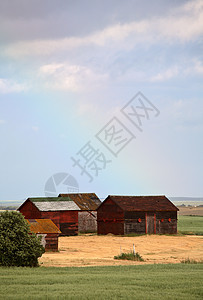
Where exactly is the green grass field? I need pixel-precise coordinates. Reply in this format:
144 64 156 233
0 264 203 299
178 216 203 235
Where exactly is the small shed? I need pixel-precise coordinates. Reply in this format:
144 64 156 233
97 195 179 235
59 193 101 233
18 197 79 236
26 219 61 252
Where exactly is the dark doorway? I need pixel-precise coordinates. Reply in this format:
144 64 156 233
147 214 155 234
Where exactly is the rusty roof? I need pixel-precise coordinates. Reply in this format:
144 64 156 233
26 219 61 234
58 193 101 210
100 195 179 212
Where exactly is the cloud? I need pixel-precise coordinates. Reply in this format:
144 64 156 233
39 63 108 92
150 58 203 82
150 66 179 82
4 0 203 58
39 63 64 74
0 78 27 93
0 120 6 124
181 0 203 13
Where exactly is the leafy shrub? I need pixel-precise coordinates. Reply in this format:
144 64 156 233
114 251 144 261
0 211 45 267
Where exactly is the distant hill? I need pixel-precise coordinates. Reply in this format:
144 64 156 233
1 196 203 209
0 200 22 210
168 197 203 206
169 197 203 202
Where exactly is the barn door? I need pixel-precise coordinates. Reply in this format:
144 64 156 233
146 213 156 234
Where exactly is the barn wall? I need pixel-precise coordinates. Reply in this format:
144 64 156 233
19 201 41 219
37 233 59 252
41 211 60 228
123 211 177 235
97 199 124 235
45 233 59 251
124 212 146 234
41 211 78 236
78 211 97 233
59 211 78 236
156 211 177 234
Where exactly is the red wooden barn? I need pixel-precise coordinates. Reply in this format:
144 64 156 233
59 193 101 233
18 197 79 236
97 195 179 235
26 219 61 252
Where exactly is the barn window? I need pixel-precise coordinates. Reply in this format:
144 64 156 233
161 219 164 222
138 218 141 223
168 218 171 222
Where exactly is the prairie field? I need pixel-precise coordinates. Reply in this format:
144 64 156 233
178 215 203 235
0 214 203 299
0 264 203 299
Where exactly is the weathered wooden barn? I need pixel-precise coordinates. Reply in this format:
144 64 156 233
97 195 179 235
58 193 101 233
18 193 101 235
18 197 79 236
26 219 61 252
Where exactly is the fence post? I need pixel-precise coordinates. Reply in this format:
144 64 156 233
133 244 135 255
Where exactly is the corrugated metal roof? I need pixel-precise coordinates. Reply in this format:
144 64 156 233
59 193 101 210
102 195 179 212
26 219 61 234
33 201 80 211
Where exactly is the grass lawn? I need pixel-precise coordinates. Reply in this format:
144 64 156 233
0 264 203 299
178 215 203 235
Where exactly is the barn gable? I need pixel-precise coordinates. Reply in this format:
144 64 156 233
18 199 41 219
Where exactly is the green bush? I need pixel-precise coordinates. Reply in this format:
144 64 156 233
0 211 45 267
114 251 144 261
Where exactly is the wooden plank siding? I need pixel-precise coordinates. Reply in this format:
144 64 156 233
40 210 78 236
97 198 125 235
156 211 177 234
43 233 59 252
78 211 97 233
19 200 78 236
59 193 101 233
97 195 178 235
124 211 146 234
20 200 41 219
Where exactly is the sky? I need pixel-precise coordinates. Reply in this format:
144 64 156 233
0 0 202 201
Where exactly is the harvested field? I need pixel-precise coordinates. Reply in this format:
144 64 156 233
178 206 203 216
39 234 203 267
